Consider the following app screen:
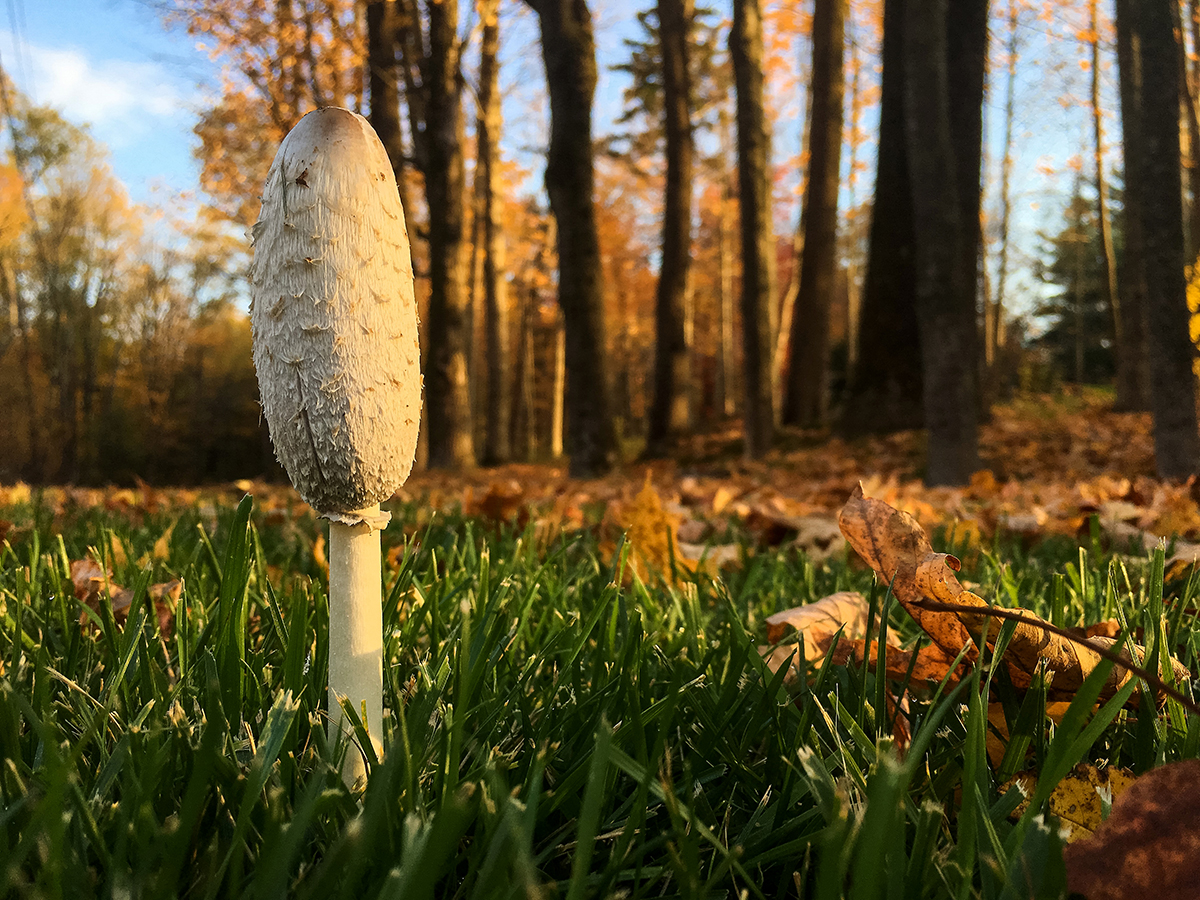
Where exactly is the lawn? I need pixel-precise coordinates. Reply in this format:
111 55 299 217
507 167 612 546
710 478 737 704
0 473 1196 898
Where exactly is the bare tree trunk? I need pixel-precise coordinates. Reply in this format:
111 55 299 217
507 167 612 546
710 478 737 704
946 0 986 403
774 82 812 412
365 1 420 245
845 9 863 373
424 0 474 468
904 0 981 485
1088 0 1124 402
989 0 1018 372
730 0 776 458
646 0 695 455
784 0 846 427
1174 0 1200 263
551 312 565 458
525 0 617 476
1114 0 1152 411
1130 0 1200 477
841 0 923 436
718 111 737 418
471 2 511 465
511 285 536 460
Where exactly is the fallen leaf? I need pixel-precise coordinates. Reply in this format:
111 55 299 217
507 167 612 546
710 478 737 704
837 485 976 664
72 557 179 637
1064 759 1200 898
1004 763 1135 842
826 638 959 685
761 592 949 687
152 521 175 561
765 591 873 648
604 478 697 585
839 485 1192 700
788 516 846 562
677 542 741 569
466 479 531 529
312 532 329 578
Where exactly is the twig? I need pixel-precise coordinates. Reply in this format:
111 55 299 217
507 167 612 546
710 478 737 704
911 599 1200 718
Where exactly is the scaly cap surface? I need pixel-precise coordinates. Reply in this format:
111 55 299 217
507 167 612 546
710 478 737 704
251 107 421 525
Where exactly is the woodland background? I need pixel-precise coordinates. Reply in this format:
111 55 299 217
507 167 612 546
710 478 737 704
0 0 1197 489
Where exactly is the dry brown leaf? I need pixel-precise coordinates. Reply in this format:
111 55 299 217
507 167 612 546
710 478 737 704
761 592 958 692
465 479 530 529
1064 759 1200 898
765 591 874 648
108 533 129 570
985 701 1075 768
837 485 976 663
839 485 1192 701
788 516 846 562
1004 763 1136 843
152 522 175 561
827 638 960 685
72 557 179 636
677 542 740 569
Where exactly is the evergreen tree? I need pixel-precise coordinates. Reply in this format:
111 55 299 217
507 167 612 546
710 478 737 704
1033 180 1122 385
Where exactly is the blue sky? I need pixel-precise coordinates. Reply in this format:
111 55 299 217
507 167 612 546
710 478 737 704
5 0 646 210
7 0 211 205
8 1 1106 320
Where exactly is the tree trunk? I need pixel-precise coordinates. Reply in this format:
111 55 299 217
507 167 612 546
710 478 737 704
525 0 617 476
840 0 923 436
946 0 986 399
1191 0 1200 258
1174 0 1200 263
1114 0 1152 411
512 285 537 460
551 311 566 458
422 0 475 469
1133 0 1200 478
1090 0 1123 403
784 0 846 427
774 86 812 413
475 2 511 465
730 0 776 458
904 0 981 485
718 109 737 418
646 0 695 455
365 1 420 251
988 0 1018 373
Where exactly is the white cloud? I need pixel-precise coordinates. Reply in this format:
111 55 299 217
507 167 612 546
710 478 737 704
5 32 198 146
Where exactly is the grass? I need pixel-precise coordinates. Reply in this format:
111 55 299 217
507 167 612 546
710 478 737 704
0 491 1197 898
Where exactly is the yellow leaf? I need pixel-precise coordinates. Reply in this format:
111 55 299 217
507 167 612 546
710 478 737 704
1003 763 1135 842
313 533 329 579
153 521 175 561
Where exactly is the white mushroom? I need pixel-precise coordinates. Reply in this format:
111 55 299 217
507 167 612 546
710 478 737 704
250 107 421 787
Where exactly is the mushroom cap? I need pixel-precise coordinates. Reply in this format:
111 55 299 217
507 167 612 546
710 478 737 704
251 107 421 522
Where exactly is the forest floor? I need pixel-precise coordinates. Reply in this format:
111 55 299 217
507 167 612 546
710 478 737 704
1 386 1187 561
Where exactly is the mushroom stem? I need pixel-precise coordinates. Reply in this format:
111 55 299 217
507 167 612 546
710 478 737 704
327 504 384 786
